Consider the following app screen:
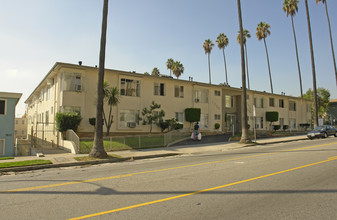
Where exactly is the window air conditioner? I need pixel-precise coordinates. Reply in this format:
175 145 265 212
127 122 137 128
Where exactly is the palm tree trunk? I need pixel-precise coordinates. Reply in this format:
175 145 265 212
291 16 303 98
324 1 337 89
222 48 228 84
90 0 109 158
244 44 250 90
208 53 212 84
237 0 251 144
263 38 273 94
305 0 318 127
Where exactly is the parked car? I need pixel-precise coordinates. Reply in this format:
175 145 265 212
307 125 337 139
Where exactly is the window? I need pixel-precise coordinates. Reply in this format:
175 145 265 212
225 96 234 108
63 73 82 92
307 103 311 113
0 100 6 115
214 90 221 96
45 111 49 126
154 83 165 96
254 97 264 108
200 114 209 129
174 86 184 98
0 139 4 156
22 120 25 125
269 98 275 107
16 120 18 124
175 112 184 124
214 114 221 120
256 117 264 129
120 78 140 97
60 106 81 114
119 110 140 128
289 101 296 111
279 99 284 108
194 89 208 103
46 87 51 100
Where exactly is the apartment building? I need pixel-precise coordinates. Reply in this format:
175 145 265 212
25 62 311 146
15 114 27 139
0 92 22 157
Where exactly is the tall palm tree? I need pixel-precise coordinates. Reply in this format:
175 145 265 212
316 0 337 89
90 0 109 158
305 0 318 127
237 29 251 89
203 39 214 84
216 33 229 85
283 0 303 98
172 61 184 79
256 21 273 94
166 58 174 77
237 0 251 144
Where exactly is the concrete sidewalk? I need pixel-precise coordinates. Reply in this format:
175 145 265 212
0 135 308 173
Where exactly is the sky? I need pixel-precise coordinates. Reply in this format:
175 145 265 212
1 0 337 117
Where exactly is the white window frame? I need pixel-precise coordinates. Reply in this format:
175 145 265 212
174 85 184 98
175 112 184 124
289 101 296 111
214 90 221 96
154 83 165 96
269 98 275 107
279 99 284 108
225 95 234 108
120 78 140 97
119 110 140 128
194 89 208 103
254 97 264 108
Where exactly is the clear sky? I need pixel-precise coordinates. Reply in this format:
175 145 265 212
1 0 337 116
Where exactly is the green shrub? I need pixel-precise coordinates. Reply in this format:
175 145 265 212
283 125 289 131
214 123 220 130
55 112 82 132
174 123 183 130
89 117 96 126
272 125 281 131
185 108 201 123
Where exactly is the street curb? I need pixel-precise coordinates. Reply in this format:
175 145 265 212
0 153 180 173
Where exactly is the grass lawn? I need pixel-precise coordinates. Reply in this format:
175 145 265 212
79 136 165 154
0 157 14 160
0 160 52 168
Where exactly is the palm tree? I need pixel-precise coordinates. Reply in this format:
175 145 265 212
172 61 184 79
305 0 318 127
103 81 120 136
237 29 251 89
256 21 273 94
90 0 109 158
283 0 303 98
203 39 214 84
237 0 251 144
216 33 229 85
152 67 160 76
166 58 174 77
316 0 337 89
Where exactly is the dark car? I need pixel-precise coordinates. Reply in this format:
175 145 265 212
307 125 337 139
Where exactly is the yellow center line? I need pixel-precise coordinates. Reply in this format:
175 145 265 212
3 142 337 193
68 155 337 220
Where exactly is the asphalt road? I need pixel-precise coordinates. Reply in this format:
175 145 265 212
1 138 337 220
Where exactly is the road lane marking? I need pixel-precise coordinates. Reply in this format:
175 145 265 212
2 142 337 193
68 155 337 220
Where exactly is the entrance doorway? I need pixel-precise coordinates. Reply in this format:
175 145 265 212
226 114 236 136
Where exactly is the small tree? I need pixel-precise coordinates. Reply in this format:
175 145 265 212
266 111 279 130
103 82 120 136
185 108 201 129
142 101 165 132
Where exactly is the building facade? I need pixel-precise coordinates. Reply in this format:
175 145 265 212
0 92 22 157
25 62 311 147
15 114 27 139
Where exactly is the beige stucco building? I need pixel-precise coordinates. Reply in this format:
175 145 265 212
15 114 27 139
25 62 311 147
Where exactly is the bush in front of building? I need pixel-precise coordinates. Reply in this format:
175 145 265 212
56 112 82 132
214 123 220 130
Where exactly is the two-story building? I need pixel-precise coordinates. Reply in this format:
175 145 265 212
24 62 311 148
15 114 27 139
0 92 22 157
